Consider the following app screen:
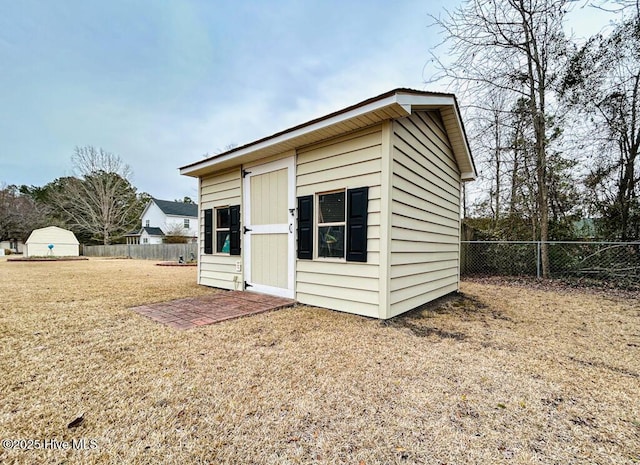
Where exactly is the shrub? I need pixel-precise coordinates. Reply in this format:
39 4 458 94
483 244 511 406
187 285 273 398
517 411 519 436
164 235 188 244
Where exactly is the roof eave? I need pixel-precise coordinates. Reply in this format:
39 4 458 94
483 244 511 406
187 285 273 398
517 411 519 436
180 94 412 177
180 89 476 180
399 93 476 180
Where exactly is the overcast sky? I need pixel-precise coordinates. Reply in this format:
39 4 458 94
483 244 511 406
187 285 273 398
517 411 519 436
0 1 614 202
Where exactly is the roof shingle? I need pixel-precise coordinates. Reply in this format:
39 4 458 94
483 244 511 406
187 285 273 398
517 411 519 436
152 199 198 217
142 227 164 236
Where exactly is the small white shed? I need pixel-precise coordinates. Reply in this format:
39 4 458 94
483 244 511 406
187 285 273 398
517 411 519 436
24 226 80 257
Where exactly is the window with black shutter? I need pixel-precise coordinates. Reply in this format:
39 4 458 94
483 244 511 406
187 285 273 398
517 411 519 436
297 195 313 259
215 208 230 253
204 208 213 254
346 187 369 262
299 187 369 262
229 205 241 256
317 190 346 258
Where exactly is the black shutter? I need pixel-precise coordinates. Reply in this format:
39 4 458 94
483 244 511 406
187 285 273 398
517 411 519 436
204 208 213 254
297 195 313 259
346 187 369 262
229 205 241 256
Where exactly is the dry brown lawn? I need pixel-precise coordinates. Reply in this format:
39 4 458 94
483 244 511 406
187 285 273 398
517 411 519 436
1 258 639 464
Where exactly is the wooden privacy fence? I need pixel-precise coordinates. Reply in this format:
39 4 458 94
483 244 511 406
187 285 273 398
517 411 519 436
84 243 198 261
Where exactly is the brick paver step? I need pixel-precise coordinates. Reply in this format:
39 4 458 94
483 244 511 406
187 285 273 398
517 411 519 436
130 291 295 329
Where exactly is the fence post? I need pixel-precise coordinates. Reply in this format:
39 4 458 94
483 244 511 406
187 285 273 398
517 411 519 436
536 241 541 279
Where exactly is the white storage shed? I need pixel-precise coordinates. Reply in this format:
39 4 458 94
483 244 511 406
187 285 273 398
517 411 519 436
24 226 80 257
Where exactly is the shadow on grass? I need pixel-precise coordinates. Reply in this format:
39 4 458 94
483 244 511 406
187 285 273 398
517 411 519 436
380 292 498 340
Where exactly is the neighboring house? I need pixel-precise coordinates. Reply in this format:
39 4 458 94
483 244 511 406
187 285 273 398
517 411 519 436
179 88 476 320
24 226 79 257
138 227 165 245
0 239 24 254
125 198 198 244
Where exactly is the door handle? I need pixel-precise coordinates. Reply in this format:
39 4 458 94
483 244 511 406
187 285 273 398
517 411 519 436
289 224 293 233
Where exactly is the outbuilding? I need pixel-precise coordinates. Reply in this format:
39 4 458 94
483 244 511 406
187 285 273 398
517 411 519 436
180 88 476 319
24 226 80 257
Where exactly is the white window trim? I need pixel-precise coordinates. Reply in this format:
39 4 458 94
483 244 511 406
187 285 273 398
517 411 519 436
214 206 230 255
315 189 346 261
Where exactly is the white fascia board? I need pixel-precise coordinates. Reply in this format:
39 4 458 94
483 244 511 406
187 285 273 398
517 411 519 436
180 95 410 177
398 93 477 180
396 93 456 109
448 103 477 180
400 92 475 180
461 171 477 181
165 214 198 219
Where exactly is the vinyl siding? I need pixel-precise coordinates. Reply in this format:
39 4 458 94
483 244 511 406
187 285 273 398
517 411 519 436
199 168 242 290
389 111 461 317
296 126 383 318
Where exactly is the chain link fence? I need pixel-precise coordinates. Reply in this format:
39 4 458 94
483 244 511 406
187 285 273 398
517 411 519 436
461 241 640 288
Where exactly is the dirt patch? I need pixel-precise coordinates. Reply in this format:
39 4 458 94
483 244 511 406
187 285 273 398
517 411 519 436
382 293 490 339
568 355 640 379
382 317 466 339
1 260 639 464
383 292 516 341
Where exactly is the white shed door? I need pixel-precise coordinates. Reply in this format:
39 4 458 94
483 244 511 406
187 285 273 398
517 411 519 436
243 157 295 299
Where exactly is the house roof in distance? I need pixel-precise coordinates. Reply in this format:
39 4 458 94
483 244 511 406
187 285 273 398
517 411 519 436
152 198 198 218
125 227 165 237
142 227 164 236
180 88 476 180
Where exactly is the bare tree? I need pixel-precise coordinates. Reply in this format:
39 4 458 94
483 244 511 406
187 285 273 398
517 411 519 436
55 146 142 244
0 183 16 241
466 93 510 226
562 1 640 239
429 0 572 277
0 183 47 242
163 223 190 244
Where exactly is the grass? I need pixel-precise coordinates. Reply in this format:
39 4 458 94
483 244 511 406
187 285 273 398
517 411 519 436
1 258 639 464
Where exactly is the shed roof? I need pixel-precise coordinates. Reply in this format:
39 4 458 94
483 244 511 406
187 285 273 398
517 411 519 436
25 226 79 245
151 199 198 218
180 88 476 180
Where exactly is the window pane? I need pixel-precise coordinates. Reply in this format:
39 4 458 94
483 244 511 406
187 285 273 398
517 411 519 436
318 192 345 223
216 231 230 253
318 226 345 258
216 208 230 228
